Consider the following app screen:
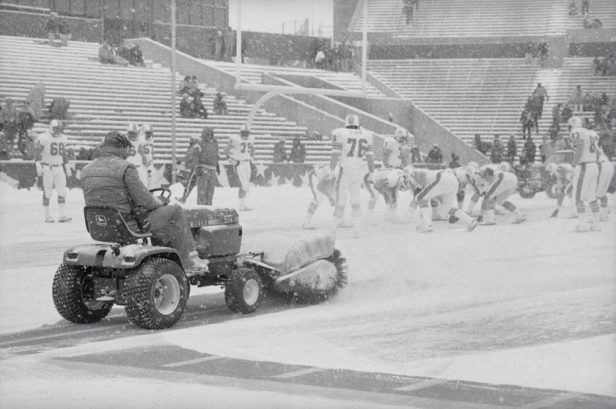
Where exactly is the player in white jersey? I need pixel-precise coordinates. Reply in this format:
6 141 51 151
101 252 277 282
467 167 525 225
125 122 149 186
330 114 374 236
225 123 255 211
405 167 478 232
595 142 614 222
545 162 575 218
365 167 409 223
302 164 337 229
34 120 72 223
140 123 155 188
382 128 412 169
569 116 601 232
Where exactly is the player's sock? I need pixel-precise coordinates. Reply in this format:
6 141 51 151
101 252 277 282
419 206 433 232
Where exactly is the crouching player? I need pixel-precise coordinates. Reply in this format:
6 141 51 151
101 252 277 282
467 167 526 224
405 167 478 232
302 164 337 229
365 167 408 223
545 162 574 218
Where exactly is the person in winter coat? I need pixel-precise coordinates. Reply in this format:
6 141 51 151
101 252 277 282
523 136 537 164
196 127 220 205
506 134 517 164
490 134 503 164
81 131 209 275
273 136 288 163
289 137 307 163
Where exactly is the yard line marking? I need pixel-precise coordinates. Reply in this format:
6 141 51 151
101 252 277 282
521 393 581 409
162 356 221 368
395 378 447 392
273 367 325 379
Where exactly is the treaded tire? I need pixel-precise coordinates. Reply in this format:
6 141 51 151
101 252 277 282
225 268 262 314
124 258 188 329
52 263 113 324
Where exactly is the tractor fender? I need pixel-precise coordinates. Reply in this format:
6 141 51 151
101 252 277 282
63 243 179 269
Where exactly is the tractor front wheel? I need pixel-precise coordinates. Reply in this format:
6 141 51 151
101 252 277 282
225 268 262 314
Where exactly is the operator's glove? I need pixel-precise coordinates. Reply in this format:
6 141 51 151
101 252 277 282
35 161 43 177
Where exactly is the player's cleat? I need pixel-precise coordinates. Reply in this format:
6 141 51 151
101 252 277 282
420 225 434 233
184 251 210 276
569 213 579 219
44 216 55 223
302 222 316 230
513 214 527 224
550 209 559 218
58 216 72 223
337 220 353 228
466 219 478 232
476 214 483 223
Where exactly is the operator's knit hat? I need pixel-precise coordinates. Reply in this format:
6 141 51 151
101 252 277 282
103 131 133 149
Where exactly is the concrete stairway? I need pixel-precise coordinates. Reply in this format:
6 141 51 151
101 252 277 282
0 35 335 163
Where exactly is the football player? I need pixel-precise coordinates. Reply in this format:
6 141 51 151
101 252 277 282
467 167 526 225
125 122 148 186
405 167 478 232
569 116 601 232
545 162 574 218
225 123 255 211
302 163 337 229
34 119 72 223
140 123 155 188
365 167 411 223
382 128 412 169
330 114 374 236
596 139 614 222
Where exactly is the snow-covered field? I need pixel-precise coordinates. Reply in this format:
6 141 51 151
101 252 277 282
0 181 615 408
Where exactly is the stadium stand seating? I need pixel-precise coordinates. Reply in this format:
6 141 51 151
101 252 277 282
566 0 616 30
354 0 567 37
0 35 338 163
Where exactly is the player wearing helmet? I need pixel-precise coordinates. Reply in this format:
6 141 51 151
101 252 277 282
34 119 72 223
381 128 412 169
125 122 148 186
405 167 478 232
545 162 575 218
139 124 155 188
302 164 338 229
595 140 614 222
225 123 255 210
365 167 410 223
569 116 601 231
468 167 525 225
330 114 375 236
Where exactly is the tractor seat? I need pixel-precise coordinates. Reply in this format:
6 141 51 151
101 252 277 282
84 206 152 245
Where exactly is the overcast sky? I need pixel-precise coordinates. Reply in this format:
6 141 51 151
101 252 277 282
228 0 333 36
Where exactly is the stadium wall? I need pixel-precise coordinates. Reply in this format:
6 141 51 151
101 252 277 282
0 9 102 42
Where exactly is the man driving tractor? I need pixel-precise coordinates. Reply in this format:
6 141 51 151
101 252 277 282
80 131 210 275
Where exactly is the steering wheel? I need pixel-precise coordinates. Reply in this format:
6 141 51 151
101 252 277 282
150 187 172 205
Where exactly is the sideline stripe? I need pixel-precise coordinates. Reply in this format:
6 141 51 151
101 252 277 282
395 378 447 392
161 355 221 368
273 367 325 379
520 392 581 409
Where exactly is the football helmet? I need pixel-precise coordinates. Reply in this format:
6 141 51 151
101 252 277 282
239 123 250 138
568 116 582 129
141 123 153 139
344 114 359 128
49 119 63 136
126 122 139 140
394 128 408 143
545 162 558 177
480 167 494 179
497 162 512 173
399 167 417 191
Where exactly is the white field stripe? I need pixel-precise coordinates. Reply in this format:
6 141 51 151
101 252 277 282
162 355 221 368
395 378 447 392
273 367 325 379
521 393 581 409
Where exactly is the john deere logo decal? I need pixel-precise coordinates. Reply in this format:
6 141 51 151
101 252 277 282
95 215 108 226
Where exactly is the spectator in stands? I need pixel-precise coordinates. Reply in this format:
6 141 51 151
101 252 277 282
539 136 554 163
179 76 192 95
314 47 326 69
402 0 414 24
49 97 70 120
490 134 503 164
180 94 194 118
561 103 573 122
524 41 535 64
448 152 461 168
532 83 549 118
188 76 202 97
191 94 208 119
289 136 307 163
17 107 34 158
426 144 443 165
117 41 145 66
410 145 422 163
273 136 288 163
213 92 228 115
570 85 583 112
568 0 578 16
506 134 517 164
520 108 535 139
45 12 70 47
341 41 354 72
522 136 536 164
552 103 563 127
593 56 607 75
583 14 602 29
26 82 45 122
99 41 128 66
474 133 487 155
0 131 9 160
196 127 220 206
0 98 18 153
581 0 590 15
549 123 560 141
598 122 614 158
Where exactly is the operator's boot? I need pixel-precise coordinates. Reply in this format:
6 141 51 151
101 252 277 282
418 206 433 233
482 209 496 225
184 251 210 276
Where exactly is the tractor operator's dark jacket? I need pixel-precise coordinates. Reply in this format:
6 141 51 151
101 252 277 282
81 145 162 214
